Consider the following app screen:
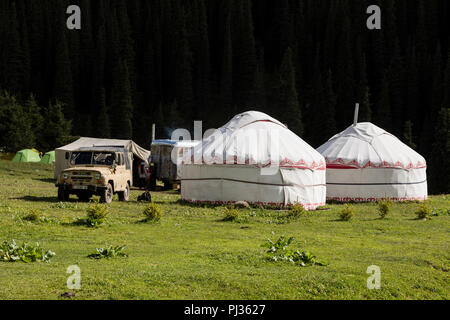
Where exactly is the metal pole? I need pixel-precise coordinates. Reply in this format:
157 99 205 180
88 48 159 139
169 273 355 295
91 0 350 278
152 124 156 142
353 103 360 126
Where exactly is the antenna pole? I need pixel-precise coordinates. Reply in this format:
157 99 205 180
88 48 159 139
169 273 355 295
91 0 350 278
152 124 156 142
353 103 360 126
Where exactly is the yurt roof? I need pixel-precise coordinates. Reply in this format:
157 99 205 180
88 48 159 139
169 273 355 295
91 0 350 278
317 122 426 169
186 111 325 170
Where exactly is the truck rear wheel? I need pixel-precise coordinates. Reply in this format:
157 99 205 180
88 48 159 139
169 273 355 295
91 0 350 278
118 183 130 202
163 180 172 191
57 187 69 202
100 183 113 204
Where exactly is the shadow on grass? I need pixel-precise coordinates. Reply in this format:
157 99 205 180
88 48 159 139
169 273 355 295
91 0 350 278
33 178 56 184
13 195 64 203
328 218 352 222
135 218 160 224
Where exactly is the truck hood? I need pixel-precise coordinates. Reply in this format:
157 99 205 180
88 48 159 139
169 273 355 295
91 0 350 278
63 167 114 174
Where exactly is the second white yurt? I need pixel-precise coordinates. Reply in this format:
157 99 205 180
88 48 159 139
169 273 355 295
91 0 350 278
181 111 326 210
317 121 428 202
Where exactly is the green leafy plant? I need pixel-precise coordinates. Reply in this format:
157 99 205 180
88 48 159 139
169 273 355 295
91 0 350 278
222 206 240 222
22 209 41 222
88 245 128 259
86 203 109 227
261 236 327 267
377 199 392 219
339 204 354 221
416 202 432 220
431 208 450 217
0 240 55 263
289 203 306 218
143 203 162 222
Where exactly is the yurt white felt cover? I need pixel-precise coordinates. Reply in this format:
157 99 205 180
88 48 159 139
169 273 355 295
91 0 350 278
181 111 326 210
317 122 427 202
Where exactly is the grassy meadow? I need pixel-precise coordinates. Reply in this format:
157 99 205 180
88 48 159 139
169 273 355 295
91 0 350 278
0 160 448 300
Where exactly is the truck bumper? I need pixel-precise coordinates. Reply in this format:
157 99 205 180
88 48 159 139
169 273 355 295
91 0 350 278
56 184 107 192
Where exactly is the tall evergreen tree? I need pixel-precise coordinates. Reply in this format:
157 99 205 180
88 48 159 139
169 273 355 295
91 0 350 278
232 0 257 109
3 2 24 95
94 88 111 139
0 92 35 152
277 47 303 136
53 2 75 121
374 73 392 130
402 120 416 150
429 108 450 194
40 100 72 152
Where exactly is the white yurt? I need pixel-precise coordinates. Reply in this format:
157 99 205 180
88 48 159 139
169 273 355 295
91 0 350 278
317 121 428 202
181 111 326 210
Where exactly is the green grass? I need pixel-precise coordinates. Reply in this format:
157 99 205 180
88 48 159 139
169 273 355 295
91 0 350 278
0 160 448 300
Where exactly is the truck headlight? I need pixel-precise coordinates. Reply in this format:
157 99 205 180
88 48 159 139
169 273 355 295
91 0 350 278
94 173 101 180
63 173 68 179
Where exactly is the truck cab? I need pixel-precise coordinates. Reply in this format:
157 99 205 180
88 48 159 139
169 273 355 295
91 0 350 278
56 147 132 203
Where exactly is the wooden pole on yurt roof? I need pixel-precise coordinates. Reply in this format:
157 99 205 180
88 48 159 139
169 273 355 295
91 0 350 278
353 103 359 126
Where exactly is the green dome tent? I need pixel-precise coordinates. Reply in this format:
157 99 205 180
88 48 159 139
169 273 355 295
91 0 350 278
40 151 55 164
11 149 41 163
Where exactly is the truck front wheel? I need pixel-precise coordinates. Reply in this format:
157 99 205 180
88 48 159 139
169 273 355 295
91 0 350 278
118 183 130 202
57 187 69 202
100 183 114 204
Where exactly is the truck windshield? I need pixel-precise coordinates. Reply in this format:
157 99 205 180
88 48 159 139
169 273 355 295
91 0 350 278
93 152 115 166
70 152 92 165
70 152 115 166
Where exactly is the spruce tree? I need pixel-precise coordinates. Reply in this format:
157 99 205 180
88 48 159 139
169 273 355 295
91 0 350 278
95 88 111 139
374 73 392 130
220 6 233 122
429 108 450 194
112 61 133 139
0 92 35 152
356 54 372 122
41 100 72 152
23 94 44 150
278 47 303 136
232 0 257 109
3 2 24 95
402 120 416 150
53 3 75 121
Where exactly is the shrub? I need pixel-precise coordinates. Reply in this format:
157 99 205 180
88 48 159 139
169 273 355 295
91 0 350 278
22 210 41 222
261 236 327 267
416 202 432 220
86 203 109 227
88 245 128 259
377 199 392 219
339 204 354 221
0 240 55 263
143 203 162 222
289 203 306 218
222 206 240 222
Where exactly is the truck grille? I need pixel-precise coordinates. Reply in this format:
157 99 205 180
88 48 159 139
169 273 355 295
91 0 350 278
70 172 93 183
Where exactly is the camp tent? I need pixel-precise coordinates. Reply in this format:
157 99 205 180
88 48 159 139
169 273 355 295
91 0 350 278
54 138 150 179
12 149 41 163
40 151 55 164
316 122 428 202
181 111 326 210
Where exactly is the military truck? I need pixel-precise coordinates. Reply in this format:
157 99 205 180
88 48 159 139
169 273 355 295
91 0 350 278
150 140 200 190
56 147 134 203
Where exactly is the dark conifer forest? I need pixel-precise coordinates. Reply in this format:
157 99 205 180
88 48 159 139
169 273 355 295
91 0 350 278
0 0 449 193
